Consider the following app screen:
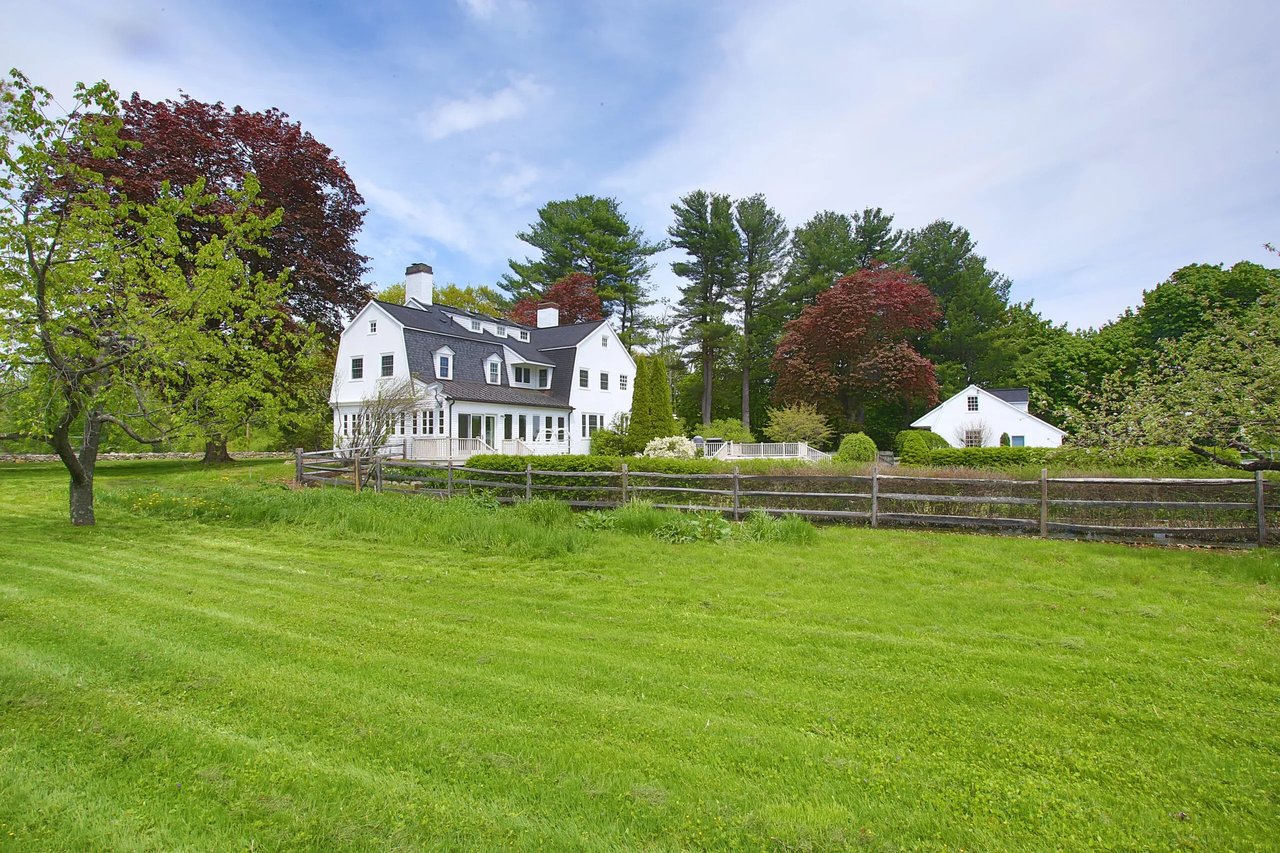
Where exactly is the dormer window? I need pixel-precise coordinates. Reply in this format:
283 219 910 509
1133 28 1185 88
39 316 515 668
486 357 502 385
496 325 507 337
514 366 531 384
538 368 549 388
519 330 529 342
368 320 377 334
967 395 979 412
470 319 481 332
434 347 454 380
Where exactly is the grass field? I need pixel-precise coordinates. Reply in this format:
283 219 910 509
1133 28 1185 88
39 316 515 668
1 460 1278 851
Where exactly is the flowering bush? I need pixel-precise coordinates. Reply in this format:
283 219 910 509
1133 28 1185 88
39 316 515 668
642 436 697 459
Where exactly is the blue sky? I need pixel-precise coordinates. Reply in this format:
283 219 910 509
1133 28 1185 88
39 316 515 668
5 0 1278 329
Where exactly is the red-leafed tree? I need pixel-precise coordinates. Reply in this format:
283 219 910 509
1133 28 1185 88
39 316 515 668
96 94 369 335
771 268 942 428
509 272 605 326
82 94 368 461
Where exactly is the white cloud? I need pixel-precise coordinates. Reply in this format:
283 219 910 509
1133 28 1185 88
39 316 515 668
419 76 549 141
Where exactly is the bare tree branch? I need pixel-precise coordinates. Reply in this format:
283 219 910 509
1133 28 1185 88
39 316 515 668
95 413 165 445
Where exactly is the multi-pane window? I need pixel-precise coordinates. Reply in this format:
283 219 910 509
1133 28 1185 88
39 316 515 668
514 366 531 384
437 354 452 379
619 375 628 391
538 369 549 388
967 395 979 412
368 320 377 334
470 319 481 332
381 354 394 377
488 361 501 384
350 357 364 380
519 330 529 341
600 372 609 391
497 325 507 337
601 335 608 348
579 369 589 388
557 416 566 442
582 413 602 437
342 413 349 436
964 429 984 448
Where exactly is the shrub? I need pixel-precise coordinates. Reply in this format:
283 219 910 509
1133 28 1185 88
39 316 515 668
699 418 755 443
643 436 697 459
894 429 950 463
588 428 629 457
999 432 1011 447
834 432 877 463
762 403 834 447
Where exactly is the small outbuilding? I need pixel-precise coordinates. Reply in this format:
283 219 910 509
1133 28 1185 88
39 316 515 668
910 385 1065 448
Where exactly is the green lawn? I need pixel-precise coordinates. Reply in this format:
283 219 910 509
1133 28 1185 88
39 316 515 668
1 460 1278 851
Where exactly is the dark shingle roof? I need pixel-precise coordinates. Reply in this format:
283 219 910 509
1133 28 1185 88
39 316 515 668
988 387 1030 405
433 380 571 409
372 299 606 409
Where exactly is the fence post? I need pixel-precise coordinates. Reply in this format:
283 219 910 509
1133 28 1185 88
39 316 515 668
870 464 879 528
446 461 454 498
353 454 362 494
374 456 383 493
525 462 533 501
620 463 629 508
294 447 304 487
1040 467 1049 538
402 438 408 460
732 466 741 521
1258 471 1268 548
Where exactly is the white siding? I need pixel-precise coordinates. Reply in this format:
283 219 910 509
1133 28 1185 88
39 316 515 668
910 385 1065 448
566 325 635 453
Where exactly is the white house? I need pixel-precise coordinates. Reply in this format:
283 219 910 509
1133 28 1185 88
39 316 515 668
910 385 1065 448
329 263 636 460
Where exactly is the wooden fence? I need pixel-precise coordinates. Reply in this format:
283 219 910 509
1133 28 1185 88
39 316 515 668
295 450 1275 548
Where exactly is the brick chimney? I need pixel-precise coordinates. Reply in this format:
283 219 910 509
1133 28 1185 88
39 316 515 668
404 263 434 306
536 301 560 328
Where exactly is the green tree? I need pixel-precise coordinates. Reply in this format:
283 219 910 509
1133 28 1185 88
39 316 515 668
669 190 741 425
0 71 301 523
851 206 906 269
501 195 663 344
904 220 1011 393
779 211 857 310
762 403 835 447
627 354 677 449
731 194 789 432
1065 292 1279 470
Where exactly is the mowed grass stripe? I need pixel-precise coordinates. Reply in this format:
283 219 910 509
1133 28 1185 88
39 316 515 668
1 461 1278 849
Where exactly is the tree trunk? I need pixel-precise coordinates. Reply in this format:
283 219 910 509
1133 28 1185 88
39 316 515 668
202 434 234 464
701 345 713 426
69 475 95 526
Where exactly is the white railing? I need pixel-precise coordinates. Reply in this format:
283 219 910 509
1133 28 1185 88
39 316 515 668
407 437 495 462
712 441 831 462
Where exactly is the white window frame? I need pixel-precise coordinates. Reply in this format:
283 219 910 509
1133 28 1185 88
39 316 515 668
434 347 454 380
964 429 984 448
519 330 530 342
380 353 394 378
967 395 979 412
600 372 609 391
514 366 531 385
368 320 377 334
496 325 507 337
579 369 589 388
601 334 608 348
486 357 502 385
619 374 628 391
470 319 482 332
538 368 549 389
350 357 364 380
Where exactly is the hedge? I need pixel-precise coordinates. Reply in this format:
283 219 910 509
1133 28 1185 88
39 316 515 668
834 432 877 463
894 429 950 464
908 445 1237 472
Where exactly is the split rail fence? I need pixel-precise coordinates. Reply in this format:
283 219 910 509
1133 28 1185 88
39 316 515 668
296 449 1274 548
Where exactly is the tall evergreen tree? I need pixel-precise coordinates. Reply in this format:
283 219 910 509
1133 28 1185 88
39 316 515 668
501 195 663 345
668 190 741 425
779 211 857 311
851 207 906 269
731 195 788 432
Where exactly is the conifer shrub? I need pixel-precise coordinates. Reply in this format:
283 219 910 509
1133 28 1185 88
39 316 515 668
834 432 878 463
